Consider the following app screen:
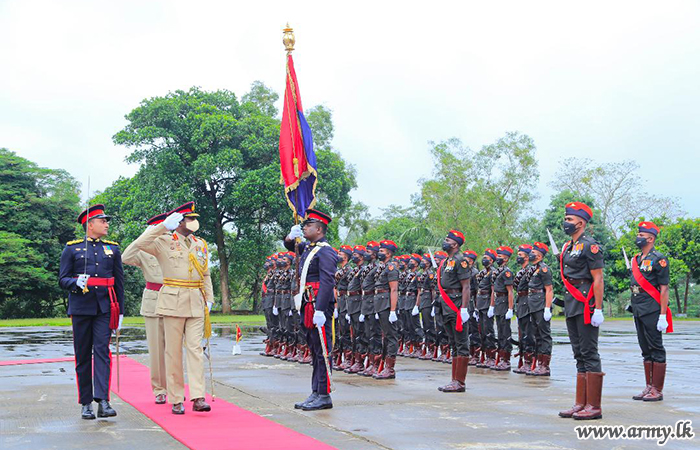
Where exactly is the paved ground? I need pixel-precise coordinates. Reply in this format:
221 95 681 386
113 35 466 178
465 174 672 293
1 320 698 449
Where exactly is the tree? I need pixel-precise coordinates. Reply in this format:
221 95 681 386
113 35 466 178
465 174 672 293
655 218 700 314
549 158 684 238
0 149 81 318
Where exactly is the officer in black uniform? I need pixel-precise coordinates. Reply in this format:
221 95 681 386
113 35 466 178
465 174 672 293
344 245 367 374
527 242 554 376
558 202 605 421
360 241 383 376
285 209 338 411
630 221 671 402
492 246 515 371
475 249 497 369
59 204 124 420
373 240 401 379
416 254 437 360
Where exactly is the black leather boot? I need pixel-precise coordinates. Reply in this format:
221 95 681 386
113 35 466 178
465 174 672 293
81 404 96 420
97 399 117 417
301 394 333 411
294 392 319 409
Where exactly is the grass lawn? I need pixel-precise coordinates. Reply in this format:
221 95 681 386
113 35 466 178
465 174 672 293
0 314 266 328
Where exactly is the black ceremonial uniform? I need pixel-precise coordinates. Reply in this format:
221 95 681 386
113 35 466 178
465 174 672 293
513 265 535 373
528 262 553 356
374 259 400 359
59 237 124 406
631 248 669 363
437 254 471 357
418 268 437 353
334 263 352 364
361 262 383 370
492 266 514 353
475 267 496 362
345 264 366 372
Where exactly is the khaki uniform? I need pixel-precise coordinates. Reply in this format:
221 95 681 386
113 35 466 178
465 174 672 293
133 224 214 404
122 239 167 397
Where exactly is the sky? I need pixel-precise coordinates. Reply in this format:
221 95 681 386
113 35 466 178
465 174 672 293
1 0 699 218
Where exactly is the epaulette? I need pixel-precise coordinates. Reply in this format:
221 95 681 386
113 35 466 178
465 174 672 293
66 239 83 246
102 240 120 246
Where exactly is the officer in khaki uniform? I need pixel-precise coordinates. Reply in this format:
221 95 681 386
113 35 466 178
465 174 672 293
133 202 213 415
122 212 168 404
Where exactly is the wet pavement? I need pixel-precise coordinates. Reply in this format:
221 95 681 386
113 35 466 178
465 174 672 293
1 320 698 449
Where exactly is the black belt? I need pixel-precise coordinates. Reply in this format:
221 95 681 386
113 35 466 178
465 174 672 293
375 289 390 294
529 288 544 294
517 290 529 296
495 291 507 297
567 278 591 286
443 288 461 294
348 290 361 296
405 292 417 297
338 290 348 295
362 290 374 296
478 289 491 295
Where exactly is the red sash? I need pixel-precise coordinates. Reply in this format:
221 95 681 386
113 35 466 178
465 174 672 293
76 277 120 329
632 255 673 333
559 242 594 325
303 282 320 328
436 259 463 332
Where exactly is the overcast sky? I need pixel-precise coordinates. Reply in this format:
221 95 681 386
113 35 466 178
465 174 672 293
2 0 699 218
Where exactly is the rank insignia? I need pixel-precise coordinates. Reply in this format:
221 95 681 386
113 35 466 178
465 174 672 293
505 271 511 277
659 259 667 268
590 245 599 254
461 260 468 269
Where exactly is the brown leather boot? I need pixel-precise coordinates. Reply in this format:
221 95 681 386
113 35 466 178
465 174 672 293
362 354 381 377
340 350 353 370
431 343 440 360
410 342 423 358
444 347 452 364
512 352 525 373
397 339 404 355
573 372 604 420
524 352 536 375
438 355 458 391
633 361 653 400
436 345 448 363
531 354 551 376
273 341 284 358
346 352 364 373
294 344 305 363
486 349 498 369
468 346 479 366
643 362 665 402
286 344 298 361
192 398 211 412
442 356 468 392
559 372 587 418
476 348 488 368
373 356 396 379
260 341 273 357
301 345 312 364
419 343 431 360
494 350 512 371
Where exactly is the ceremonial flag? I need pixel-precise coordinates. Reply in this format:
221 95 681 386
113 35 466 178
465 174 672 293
279 53 317 218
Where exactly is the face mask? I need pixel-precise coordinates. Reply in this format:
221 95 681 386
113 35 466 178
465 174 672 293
562 220 577 236
516 256 525 264
442 241 453 252
408 262 417 269
496 257 505 266
481 258 491 267
419 261 427 269
276 262 285 268
635 236 649 249
377 253 387 261
186 219 200 233
363 253 372 261
352 255 361 263
528 253 538 262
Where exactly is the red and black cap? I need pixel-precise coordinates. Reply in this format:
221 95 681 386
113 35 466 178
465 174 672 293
380 240 398 252
484 248 497 260
146 212 168 226
366 241 380 251
463 250 478 260
496 246 514 257
77 204 111 225
281 251 295 261
303 208 332 225
353 245 367 255
434 251 448 259
518 244 533 254
339 245 353 255
532 242 549 255
638 221 660 237
170 201 199 217
565 202 592 222
409 253 422 263
446 229 465 246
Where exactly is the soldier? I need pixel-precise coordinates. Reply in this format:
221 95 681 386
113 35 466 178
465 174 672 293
630 221 671 402
359 241 383 376
436 230 471 393
415 254 437 360
133 202 213 415
373 240 401 379
475 249 497 369
59 204 124 420
432 250 449 363
527 242 554 376
462 250 480 365
285 209 338 411
557 202 605 421
492 246 515 371
396 255 408 356
344 245 367 374
334 245 353 369
512 244 535 374
260 256 278 357
274 253 295 360
122 212 168 404
404 254 422 358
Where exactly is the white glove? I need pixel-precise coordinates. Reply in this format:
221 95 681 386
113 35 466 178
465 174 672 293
473 311 479 322
656 314 668 332
313 310 326 327
345 313 350 322
543 307 552 322
359 314 365 322
389 311 398 323
117 314 124 331
163 212 184 231
333 308 338 319
207 301 213 313
375 313 379 320
591 309 604 327
272 306 279 316
505 309 513 320
412 305 420 316
487 306 495 318
460 308 469 324
431 307 435 317
288 310 293 316
288 224 303 240
76 274 90 290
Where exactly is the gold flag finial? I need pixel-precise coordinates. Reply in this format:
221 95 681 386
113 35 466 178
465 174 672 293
283 23 295 54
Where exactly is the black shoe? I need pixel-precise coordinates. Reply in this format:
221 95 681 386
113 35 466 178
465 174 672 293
172 403 185 415
294 392 318 409
97 400 117 417
301 394 333 411
81 404 96 420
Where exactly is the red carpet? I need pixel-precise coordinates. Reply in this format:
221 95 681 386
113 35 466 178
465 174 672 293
0 356 75 366
111 356 337 450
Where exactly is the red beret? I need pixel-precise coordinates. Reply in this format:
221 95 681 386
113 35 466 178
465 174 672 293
463 250 478 260
447 230 465 246
497 246 513 257
380 240 398 252
339 245 353 255
565 202 592 222
638 221 659 236
484 248 497 260
518 244 533 254
366 241 380 250
533 242 549 254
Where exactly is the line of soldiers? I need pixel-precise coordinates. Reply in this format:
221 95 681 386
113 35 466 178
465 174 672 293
260 202 672 419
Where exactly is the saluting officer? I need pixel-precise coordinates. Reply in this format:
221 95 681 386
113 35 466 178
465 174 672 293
475 249 497 369
512 244 535 374
527 242 554 376
558 202 605 421
133 202 213 415
286 209 338 411
122 212 168 404
59 204 124 420
630 221 671 402
492 246 515 371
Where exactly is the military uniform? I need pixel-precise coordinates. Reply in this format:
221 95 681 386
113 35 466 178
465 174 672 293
527 245 553 376
273 256 294 359
359 242 382 376
492 246 514 371
373 241 401 379
432 251 449 362
122 213 168 401
334 248 353 369
512 245 535 374
396 258 409 356
132 203 213 412
260 258 279 357
416 258 437 359
344 247 366 374
475 250 497 368
463 252 480 365
58 204 123 419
